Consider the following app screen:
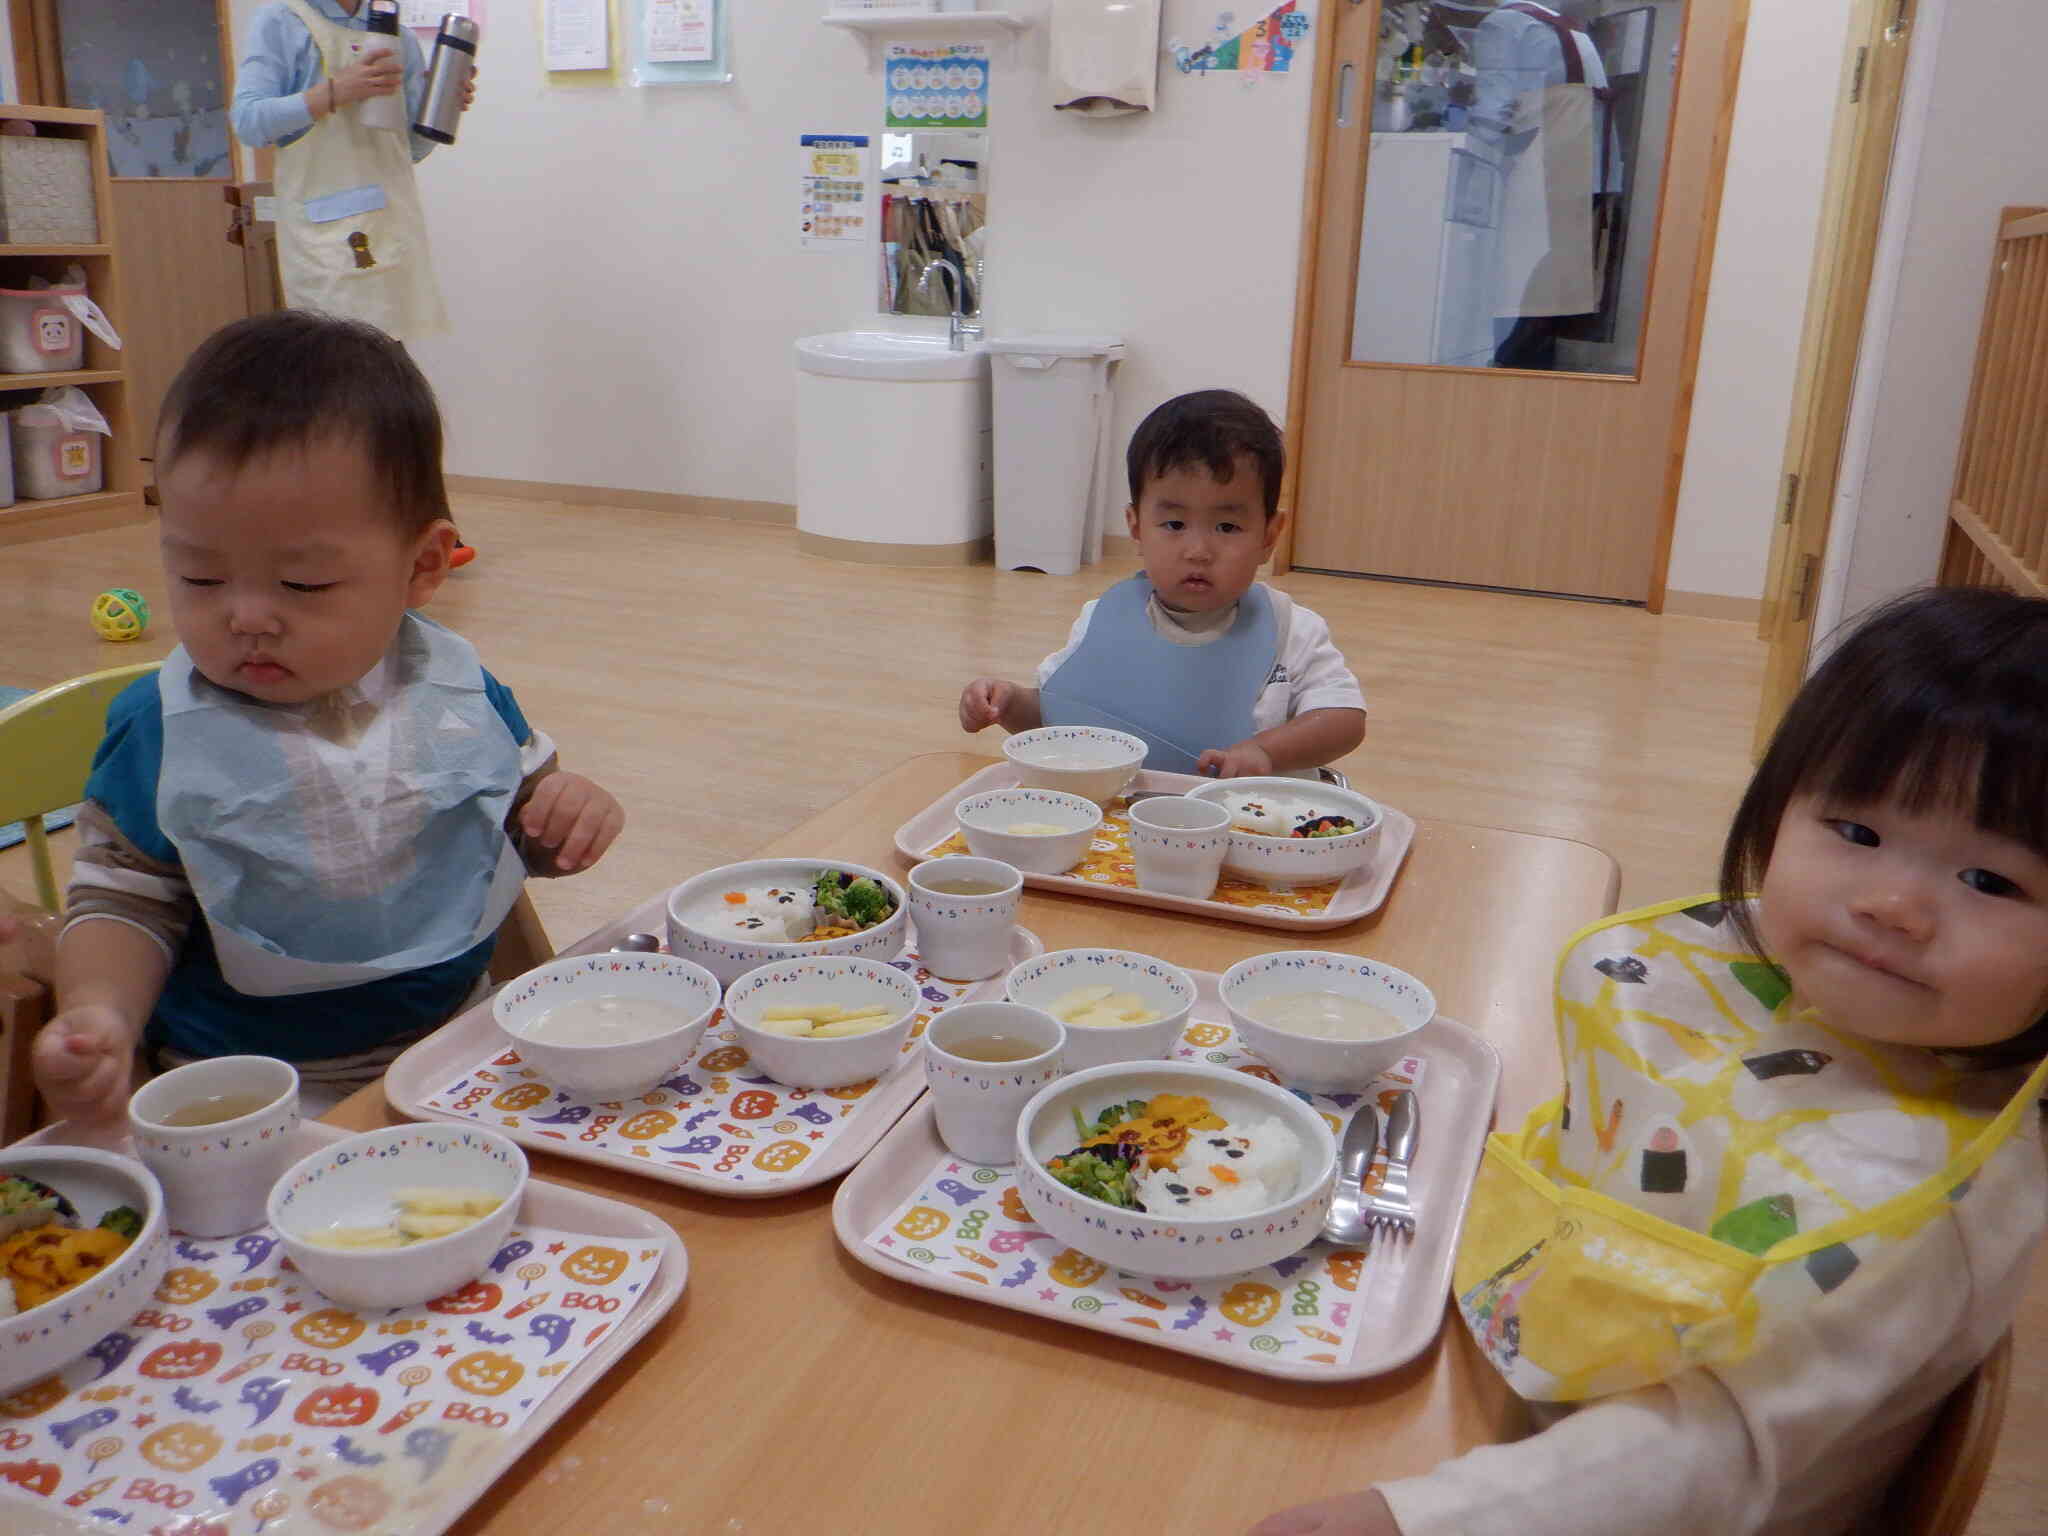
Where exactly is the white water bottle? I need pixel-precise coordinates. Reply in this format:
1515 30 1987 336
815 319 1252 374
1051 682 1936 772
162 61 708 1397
352 1 409 134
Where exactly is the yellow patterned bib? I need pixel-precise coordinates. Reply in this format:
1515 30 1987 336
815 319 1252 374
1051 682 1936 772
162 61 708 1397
1454 896 2048 1402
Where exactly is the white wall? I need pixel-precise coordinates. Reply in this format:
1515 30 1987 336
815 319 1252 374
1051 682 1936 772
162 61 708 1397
1827 0 2048 623
214 0 1855 601
1665 0 1852 602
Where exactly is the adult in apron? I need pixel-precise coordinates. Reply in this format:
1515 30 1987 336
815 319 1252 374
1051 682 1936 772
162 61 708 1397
1454 897 2048 1405
1039 575 1280 776
271 0 446 340
1473 1 1609 370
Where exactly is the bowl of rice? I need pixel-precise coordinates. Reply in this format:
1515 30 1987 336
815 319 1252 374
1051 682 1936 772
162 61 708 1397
1013 1059 1337 1280
666 858 910 986
1002 726 1147 806
1185 776 1383 890
1221 951 1434 1094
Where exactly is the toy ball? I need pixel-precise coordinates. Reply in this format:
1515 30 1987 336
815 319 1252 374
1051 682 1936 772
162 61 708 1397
91 588 150 642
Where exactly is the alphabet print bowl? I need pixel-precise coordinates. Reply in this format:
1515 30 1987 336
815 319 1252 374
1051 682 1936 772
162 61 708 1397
1185 777 1384 890
268 1126 528 1310
1013 1060 1337 1281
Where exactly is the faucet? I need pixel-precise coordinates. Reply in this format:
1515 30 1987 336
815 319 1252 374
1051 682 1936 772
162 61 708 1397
930 258 982 351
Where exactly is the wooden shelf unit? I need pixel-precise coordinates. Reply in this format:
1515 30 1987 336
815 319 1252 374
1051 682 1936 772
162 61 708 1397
0 103 143 547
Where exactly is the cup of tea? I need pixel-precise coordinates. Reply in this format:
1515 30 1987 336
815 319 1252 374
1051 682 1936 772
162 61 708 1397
129 1055 301 1237
907 856 1023 982
923 1001 1065 1165
1127 795 1233 900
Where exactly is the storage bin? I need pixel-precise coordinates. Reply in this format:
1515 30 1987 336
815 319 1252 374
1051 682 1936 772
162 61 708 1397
11 402 104 500
0 137 98 245
988 333 1125 576
0 283 87 373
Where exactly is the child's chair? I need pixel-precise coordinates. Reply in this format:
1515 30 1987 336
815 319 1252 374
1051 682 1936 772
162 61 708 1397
1888 1329 2015 1535
1 663 552 1143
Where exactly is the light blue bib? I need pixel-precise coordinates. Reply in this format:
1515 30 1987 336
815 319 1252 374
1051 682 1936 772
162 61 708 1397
1040 576 1277 774
157 613 527 997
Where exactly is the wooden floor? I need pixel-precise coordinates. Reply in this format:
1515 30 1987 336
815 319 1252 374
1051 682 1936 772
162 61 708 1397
2 492 2042 1533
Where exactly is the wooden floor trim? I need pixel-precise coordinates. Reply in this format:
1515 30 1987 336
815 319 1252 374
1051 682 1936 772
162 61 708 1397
446 475 795 526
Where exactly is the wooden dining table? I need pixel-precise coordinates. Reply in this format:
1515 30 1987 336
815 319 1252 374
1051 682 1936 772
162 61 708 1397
327 752 1620 1535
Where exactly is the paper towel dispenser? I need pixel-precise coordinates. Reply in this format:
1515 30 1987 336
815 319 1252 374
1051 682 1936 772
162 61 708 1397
1049 0 1162 117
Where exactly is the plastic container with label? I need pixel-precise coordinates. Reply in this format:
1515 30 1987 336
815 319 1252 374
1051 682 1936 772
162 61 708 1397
0 282 86 373
11 400 103 499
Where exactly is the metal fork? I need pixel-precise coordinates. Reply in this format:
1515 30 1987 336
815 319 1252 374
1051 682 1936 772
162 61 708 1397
1367 1089 1418 1237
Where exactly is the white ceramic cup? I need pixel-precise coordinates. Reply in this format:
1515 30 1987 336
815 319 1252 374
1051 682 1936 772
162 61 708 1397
128 1055 301 1238
923 1001 1066 1165
907 855 1023 982
1127 795 1234 899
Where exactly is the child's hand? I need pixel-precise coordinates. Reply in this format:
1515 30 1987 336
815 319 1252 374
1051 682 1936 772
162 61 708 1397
1198 742 1274 779
32 1005 136 1126
1247 1490 1403 1536
959 678 1015 733
519 773 625 873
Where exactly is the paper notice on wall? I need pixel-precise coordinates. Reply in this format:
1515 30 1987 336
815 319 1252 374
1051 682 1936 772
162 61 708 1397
545 0 609 69
884 42 989 129
644 0 713 63
401 0 472 27
800 134 871 250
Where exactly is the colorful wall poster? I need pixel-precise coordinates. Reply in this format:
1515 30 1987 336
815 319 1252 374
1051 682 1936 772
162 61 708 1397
884 43 989 130
800 134 873 249
1173 1 1311 74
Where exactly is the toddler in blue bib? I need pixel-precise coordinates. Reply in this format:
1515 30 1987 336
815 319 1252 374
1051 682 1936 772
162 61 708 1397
959 389 1366 779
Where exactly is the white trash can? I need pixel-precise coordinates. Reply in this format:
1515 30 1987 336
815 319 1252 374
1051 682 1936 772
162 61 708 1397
988 334 1124 576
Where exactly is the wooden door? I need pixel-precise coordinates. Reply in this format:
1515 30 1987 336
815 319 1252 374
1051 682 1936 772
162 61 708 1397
1283 0 1747 603
12 0 249 453
1753 0 1922 750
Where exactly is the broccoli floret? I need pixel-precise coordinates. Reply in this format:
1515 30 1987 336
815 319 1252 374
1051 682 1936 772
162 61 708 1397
812 869 850 919
97 1206 143 1240
840 877 893 927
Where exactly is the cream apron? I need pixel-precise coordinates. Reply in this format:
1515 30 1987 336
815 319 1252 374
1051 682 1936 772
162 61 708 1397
274 0 446 339
1492 4 1601 319
1454 897 2048 1402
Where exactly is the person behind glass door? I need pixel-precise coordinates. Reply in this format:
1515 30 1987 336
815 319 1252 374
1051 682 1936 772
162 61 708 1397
1468 0 1620 371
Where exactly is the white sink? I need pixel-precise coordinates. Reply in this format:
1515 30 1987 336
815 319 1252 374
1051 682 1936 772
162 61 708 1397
795 329 989 382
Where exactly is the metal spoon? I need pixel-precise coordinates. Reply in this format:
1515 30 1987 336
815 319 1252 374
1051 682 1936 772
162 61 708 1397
1321 1102 1382 1247
610 932 662 953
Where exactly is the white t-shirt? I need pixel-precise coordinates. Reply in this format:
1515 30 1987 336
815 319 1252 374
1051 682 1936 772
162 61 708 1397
1034 584 1368 739
1378 1118 2048 1536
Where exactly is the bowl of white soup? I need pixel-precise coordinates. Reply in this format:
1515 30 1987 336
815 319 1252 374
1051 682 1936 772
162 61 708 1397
494 953 723 1099
1220 951 1434 1093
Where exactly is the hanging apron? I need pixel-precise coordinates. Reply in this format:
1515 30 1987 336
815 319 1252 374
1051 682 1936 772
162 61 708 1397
157 614 526 997
1039 575 1278 775
1492 3 1601 319
273 0 446 339
1454 896 2048 1402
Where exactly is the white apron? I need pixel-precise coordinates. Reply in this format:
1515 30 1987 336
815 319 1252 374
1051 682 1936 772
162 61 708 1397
1491 3 1602 320
157 614 526 997
274 0 446 339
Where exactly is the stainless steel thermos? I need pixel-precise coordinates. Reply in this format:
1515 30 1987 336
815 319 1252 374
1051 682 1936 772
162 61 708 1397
414 15 481 146
354 1 409 134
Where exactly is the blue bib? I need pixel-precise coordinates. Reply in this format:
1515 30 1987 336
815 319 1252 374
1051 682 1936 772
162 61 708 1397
1040 576 1277 774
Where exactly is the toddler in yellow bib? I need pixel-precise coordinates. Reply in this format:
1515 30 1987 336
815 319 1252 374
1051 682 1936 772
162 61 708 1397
1254 586 2048 1536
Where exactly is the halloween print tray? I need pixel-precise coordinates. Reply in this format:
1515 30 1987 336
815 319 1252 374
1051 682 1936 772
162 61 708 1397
833 972 1499 1382
384 893 1043 1199
893 764 1416 932
3 1119 685 1536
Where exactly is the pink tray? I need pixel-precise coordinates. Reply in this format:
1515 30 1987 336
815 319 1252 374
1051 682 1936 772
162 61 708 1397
11 1118 685 1536
892 764 1416 931
832 971 1500 1382
382 890 1042 1199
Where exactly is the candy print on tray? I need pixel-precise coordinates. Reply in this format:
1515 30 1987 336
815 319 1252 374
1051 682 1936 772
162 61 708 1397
895 764 1416 932
835 973 1502 1382
391 929 1045 1198
0 1220 665 1536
